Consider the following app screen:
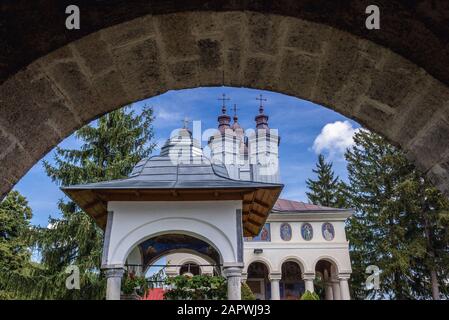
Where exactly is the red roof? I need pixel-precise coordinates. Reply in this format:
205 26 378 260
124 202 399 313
272 198 344 212
142 288 165 300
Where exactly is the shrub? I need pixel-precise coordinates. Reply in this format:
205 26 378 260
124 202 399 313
122 273 148 295
164 275 256 300
300 290 320 300
241 282 256 300
164 275 227 300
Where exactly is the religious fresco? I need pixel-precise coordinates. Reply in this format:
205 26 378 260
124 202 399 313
138 234 220 268
245 223 271 242
280 223 292 241
301 223 313 241
322 222 335 241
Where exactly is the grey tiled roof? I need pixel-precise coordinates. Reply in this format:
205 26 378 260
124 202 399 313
62 155 282 190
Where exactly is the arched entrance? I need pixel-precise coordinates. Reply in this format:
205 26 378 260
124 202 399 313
280 261 304 300
314 258 349 300
125 233 222 277
1 5 449 200
246 262 270 300
180 263 201 276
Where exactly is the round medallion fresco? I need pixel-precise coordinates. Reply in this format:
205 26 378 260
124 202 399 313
301 223 313 241
280 223 292 241
322 222 335 241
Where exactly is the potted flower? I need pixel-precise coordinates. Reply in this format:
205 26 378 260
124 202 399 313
121 272 148 300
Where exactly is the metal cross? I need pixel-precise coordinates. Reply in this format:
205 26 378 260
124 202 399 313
232 104 240 117
256 94 267 108
218 93 230 107
218 93 231 114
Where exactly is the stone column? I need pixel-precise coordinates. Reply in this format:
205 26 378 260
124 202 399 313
302 273 315 293
323 270 333 300
104 268 125 300
269 273 282 300
325 282 334 300
338 274 351 300
331 278 341 300
223 263 244 300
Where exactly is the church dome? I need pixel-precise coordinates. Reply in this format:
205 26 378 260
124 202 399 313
160 127 203 158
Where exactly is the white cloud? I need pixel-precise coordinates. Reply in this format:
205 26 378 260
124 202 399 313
312 121 359 159
154 108 183 127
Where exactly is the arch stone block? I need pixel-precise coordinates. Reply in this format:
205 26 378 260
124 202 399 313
1 8 449 199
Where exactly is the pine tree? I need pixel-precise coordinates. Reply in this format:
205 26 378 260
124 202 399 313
345 130 449 300
23 106 156 299
306 154 348 208
0 191 33 299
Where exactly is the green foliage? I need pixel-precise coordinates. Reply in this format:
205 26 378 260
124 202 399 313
300 290 319 300
306 154 349 208
241 282 256 300
14 106 156 300
164 275 227 300
345 130 449 300
122 273 148 295
0 190 33 299
163 275 255 300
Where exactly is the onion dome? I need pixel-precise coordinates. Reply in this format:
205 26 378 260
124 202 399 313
217 94 231 134
255 94 269 130
231 104 244 136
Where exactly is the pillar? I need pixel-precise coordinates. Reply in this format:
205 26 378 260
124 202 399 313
223 263 244 300
331 278 341 300
338 274 351 300
269 273 281 300
323 269 333 300
325 282 334 300
104 268 125 300
302 273 315 293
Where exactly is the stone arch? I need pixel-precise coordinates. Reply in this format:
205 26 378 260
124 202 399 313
244 257 274 274
110 217 236 267
142 248 217 275
312 255 341 276
178 256 214 274
176 254 216 269
278 256 307 274
1 8 449 200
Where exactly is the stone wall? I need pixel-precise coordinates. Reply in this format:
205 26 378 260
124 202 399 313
0 10 448 198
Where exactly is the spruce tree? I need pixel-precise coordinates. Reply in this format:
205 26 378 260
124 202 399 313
24 106 156 299
0 191 33 299
306 154 348 208
345 130 449 300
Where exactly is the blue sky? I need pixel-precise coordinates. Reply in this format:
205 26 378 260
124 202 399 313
13 86 360 227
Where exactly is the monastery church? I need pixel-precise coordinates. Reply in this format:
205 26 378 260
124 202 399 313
62 95 352 300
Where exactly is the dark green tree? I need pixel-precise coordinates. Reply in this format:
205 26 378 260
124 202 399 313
306 154 348 208
24 106 156 299
0 190 33 299
345 130 449 300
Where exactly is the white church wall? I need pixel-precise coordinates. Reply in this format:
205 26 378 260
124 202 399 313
126 246 143 276
164 211 353 278
165 252 215 276
103 200 242 268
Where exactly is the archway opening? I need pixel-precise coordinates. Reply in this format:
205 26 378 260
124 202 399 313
180 263 201 276
246 262 270 300
315 259 337 300
125 233 222 284
281 261 304 300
